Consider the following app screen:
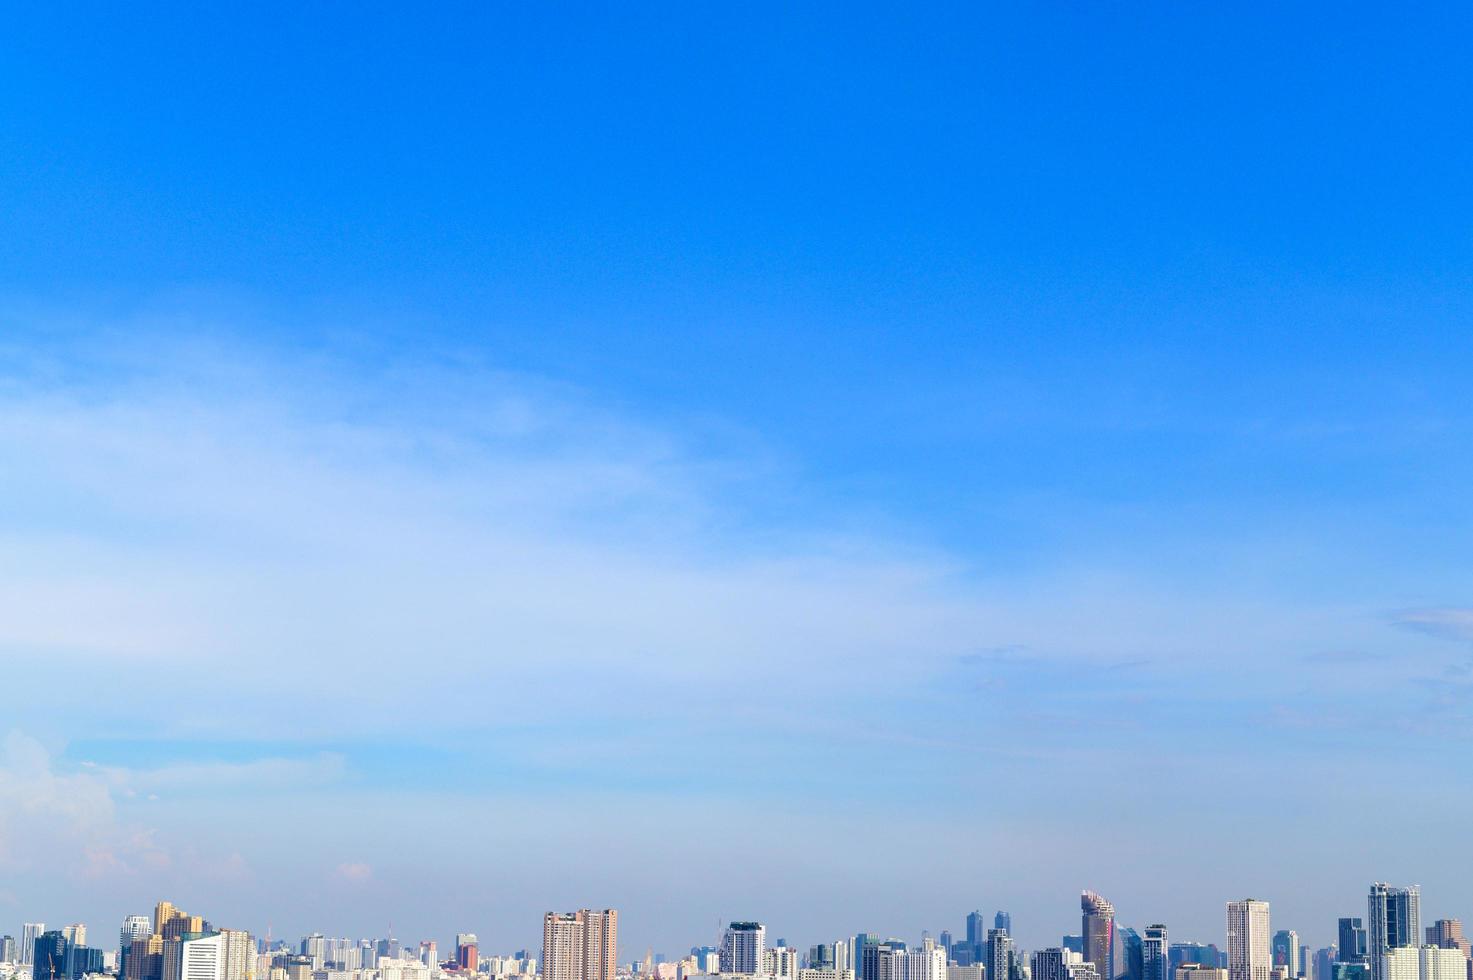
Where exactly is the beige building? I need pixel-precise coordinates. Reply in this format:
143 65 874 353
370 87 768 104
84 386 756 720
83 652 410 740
1228 901 1272 980
543 910 619 980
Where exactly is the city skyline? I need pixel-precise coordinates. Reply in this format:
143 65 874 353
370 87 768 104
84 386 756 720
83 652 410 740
0 883 1456 974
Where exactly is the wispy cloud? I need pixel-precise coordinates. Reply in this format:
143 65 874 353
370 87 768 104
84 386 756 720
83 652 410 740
1391 606 1473 643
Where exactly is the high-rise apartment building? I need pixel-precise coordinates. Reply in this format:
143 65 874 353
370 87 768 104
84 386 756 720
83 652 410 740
220 930 253 980
1369 885 1421 980
987 930 1015 980
22 924 46 967
720 923 765 976
0 936 15 965
1227 900 1271 980
1083 892 1116 980
1384 948 1464 980
543 910 618 980
1144 927 1170 980
1426 920 1471 979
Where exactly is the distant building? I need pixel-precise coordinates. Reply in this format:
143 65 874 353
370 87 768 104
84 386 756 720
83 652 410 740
1425 921 1471 980
1369 885 1421 980
1227 900 1271 980
543 911 618 980
34 932 70 980
0 936 15 964
995 916 1012 939
1274 935 1301 978
1033 949 1072 980
1177 967 1229 980
987 931 1015 980
719 924 765 976
1083 892 1116 980
1144 927 1169 980
23 924 47 968
1384 948 1464 980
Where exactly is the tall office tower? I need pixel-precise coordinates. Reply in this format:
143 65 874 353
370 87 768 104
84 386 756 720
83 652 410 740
23 924 47 967
967 915 987 964
1339 923 1368 965
811 946 838 970
1274 935 1300 976
1144 927 1169 980
996 915 1012 939
61 926 87 947
121 917 154 977
1369 885 1421 980
33 932 70 980
937 936 953 960
1298 947 1312 980
1226 900 1271 980
1034 950 1072 980
1083 892 1116 980
0 936 15 964
1118 929 1144 980
544 911 618 980
154 905 177 937
987 930 1015 980
457 935 479 973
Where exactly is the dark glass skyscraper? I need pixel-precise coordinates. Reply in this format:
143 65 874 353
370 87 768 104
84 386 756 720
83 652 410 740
1144 926 1169 980
1338 921 1367 964
967 913 987 962
995 913 1012 938
1368 884 1420 980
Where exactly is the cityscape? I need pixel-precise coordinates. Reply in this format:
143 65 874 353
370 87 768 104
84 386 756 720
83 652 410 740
0 887 1461 980
4 15 1471 980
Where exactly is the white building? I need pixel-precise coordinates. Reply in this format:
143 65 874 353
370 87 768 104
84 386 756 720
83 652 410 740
21 925 45 968
1228 901 1272 980
182 934 225 980
721 925 766 976
1384 947 1465 980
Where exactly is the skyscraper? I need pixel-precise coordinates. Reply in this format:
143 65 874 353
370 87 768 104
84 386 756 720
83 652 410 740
32 932 69 980
543 911 619 980
1368 884 1420 980
1083 892 1116 980
987 930 1015 980
1144 926 1170 980
0 937 15 965
967 915 987 964
1274 935 1300 976
22 924 46 968
120 917 153 979
1226 900 1271 980
996 914 1013 938
1339 922 1367 965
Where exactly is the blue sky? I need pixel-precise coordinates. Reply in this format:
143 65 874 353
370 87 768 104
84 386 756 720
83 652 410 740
3 0 1473 962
